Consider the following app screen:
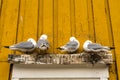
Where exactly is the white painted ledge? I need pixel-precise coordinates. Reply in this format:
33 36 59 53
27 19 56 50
12 64 109 80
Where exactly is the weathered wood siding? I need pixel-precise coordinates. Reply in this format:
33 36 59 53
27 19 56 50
0 0 119 80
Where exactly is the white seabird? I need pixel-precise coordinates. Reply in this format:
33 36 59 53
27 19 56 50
83 40 115 52
37 34 49 51
4 38 37 53
57 37 80 53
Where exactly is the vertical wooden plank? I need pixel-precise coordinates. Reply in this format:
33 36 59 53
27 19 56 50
70 0 76 36
0 5 5 80
38 0 43 37
21 0 38 41
0 0 1 10
0 0 2 16
109 0 120 80
0 0 19 61
41 0 53 53
86 0 96 42
0 63 10 80
92 0 117 80
17 0 26 43
53 0 58 53
75 0 89 51
104 0 118 80
0 0 3 48
57 0 71 53
92 0 109 44
0 0 19 80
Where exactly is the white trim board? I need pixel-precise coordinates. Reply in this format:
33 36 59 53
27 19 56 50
12 64 109 80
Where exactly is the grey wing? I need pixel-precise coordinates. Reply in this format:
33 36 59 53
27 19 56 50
45 40 50 48
13 42 34 49
65 41 78 50
88 43 103 50
37 40 43 47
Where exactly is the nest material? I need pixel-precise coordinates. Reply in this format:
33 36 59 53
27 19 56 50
81 51 110 65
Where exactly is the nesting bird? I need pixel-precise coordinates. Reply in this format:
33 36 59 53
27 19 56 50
57 37 80 54
37 34 49 53
4 38 37 53
83 40 115 52
83 40 115 65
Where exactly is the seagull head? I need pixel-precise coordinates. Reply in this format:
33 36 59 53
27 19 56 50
40 34 48 40
27 38 37 46
70 37 76 41
83 40 92 51
85 40 92 44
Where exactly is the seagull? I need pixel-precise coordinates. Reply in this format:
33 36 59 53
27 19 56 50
4 38 37 53
37 34 49 51
83 40 115 52
57 37 80 53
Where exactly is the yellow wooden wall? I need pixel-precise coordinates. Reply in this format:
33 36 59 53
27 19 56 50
0 0 120 80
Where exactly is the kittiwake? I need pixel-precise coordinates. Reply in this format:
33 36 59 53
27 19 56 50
37 34 49 51
57 37 80 53
4 38 37 53
83 40 115 52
